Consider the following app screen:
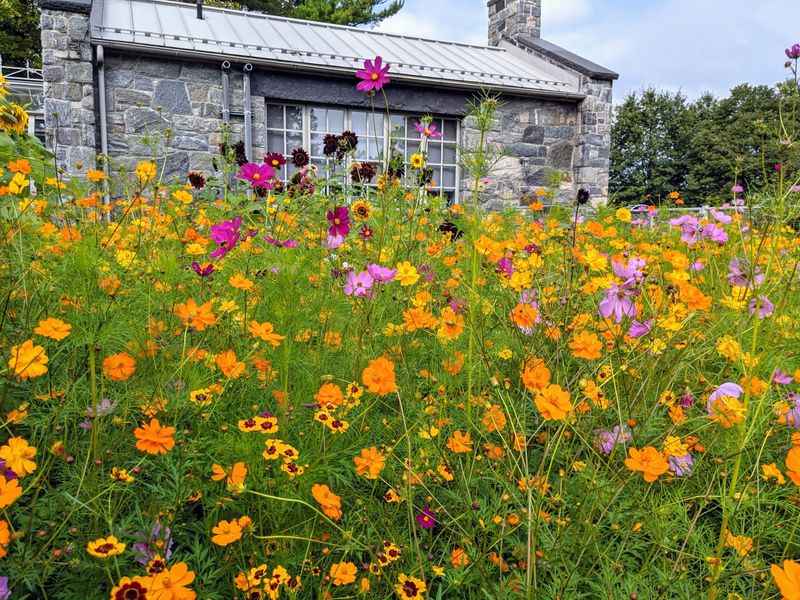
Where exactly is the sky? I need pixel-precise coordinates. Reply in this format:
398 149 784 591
375 0 798 101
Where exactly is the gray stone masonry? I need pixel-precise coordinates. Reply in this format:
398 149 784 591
102 53 265 180
40 7 97 173
462 97 579 210
488 0 542 46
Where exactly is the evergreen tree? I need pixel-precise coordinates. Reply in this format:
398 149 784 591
0 0 41 67
210 0 403 25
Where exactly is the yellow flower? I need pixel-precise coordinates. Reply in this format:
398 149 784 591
135 161 157 184
87 535 126 558
615 207 632 222
410 153 424 169
0 437 37 476
8 340 48 379
395 261 420 286
34 318 72 341
173 189 193 204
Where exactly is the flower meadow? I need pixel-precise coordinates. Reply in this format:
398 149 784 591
1 54 800 600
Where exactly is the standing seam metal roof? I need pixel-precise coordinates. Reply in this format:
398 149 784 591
90 0 583 98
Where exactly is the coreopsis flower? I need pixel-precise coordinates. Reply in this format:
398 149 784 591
103 352 136 381
34 317 72 341
87 536 126 558
0 437 37 476
211 519 243 546
535 384 573 421
355 56 390 92
111 577 149 599
149 561 196 599
771 559 800 599
311 484 342 520
8 339 48 379
329 561 357 586
327 206 350 237
362 357 398 395
625 447 669 483
248 321 285 346
134 419 176 455
174 299 216 331
237 162 274 188
353 446 386 479
395 574 427 599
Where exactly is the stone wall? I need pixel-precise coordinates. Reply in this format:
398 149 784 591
488 0 542 47
40 4 97 173
574 77 613 202
462 96 578 210
102 52 265 178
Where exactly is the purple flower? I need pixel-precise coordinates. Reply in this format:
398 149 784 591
192 261 215 277
132 523 173 565
355 56 391 92
783 396 800 429
612 257 646 284
597 425 632 455
628 319 651 339
344 271 375 298
209 216 243 261
325 234 344 249
774 370 794 385
701 222 728 245
0 577 9 600
236 162 275 188
416 506 437 529
264 236 298 248
731 185 744 193
786 43 800 59
414 121 443 139
726 257 764 288
87 398 118 418
707 382 744 413
327 206 351 237
497 257 513 276
710 209 733 224
366 264 397 283
598 282 637 323
0 459 18 482
679 391 695 409
749 295 774 318
669 214 700 245
669 453 694 477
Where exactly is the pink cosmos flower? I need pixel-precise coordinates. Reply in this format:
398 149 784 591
628 319 651 338
773 370 794 385
414 121 444 138
264 235 298 248
749 295 774 318
237 162 275 188
325 234 344 249
327 206 351 237
355 56 391 93
344 270 375 298
416 506 437 529
192 261 214 277
366 264 397 283
701 222 728 245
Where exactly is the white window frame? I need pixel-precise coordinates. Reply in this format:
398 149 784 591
265 101 461 203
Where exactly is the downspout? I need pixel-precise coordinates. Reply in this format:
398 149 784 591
96 44 111 220
243 63 253 162
221 61 231 123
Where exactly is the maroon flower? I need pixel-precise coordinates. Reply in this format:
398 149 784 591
264 152 286 169
416 506 437 529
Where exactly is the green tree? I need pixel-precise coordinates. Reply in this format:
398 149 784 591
609 88 693 205
0 0 41 67
207 0 403 25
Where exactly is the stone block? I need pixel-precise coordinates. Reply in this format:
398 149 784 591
66 62 93 83
544 126 574 141
106 68 135 88
546 141 574 171
153 80 192 115
522 125 544 144
124 106 169 134
172 133 209 151
508 142 546 158
67 15 89 41
138 60 182 79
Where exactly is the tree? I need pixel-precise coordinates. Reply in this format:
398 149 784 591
609 88 694 205
0 0 41 67
213 0 403 26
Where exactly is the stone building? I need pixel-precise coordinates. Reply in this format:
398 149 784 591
39 0 617 206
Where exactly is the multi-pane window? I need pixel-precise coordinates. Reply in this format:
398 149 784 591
265 102 460 201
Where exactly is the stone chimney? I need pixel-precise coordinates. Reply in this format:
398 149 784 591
487 0 541 46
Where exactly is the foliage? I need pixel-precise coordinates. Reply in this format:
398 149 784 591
0 0 41 67
198 0 403 26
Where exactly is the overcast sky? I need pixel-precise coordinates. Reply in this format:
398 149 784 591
375 0 798 101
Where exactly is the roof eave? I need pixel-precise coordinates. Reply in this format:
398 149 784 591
515 35 619 81
90 39 587 101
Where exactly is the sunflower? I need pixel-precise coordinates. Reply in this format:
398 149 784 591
410 153 425 169
351 200 372 221
0 101 29 135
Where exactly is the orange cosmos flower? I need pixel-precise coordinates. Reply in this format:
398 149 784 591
482 404 507 432
211 519 243 546
247 321 285 346
34 317 72 341
786 447 800 486
149 561 196 600
216 349 246 378
535 384 573 421
311 483 342 520
353 446 386 479
772 559 800 600
679 283 712 311
511 303 538 329
174 299 216 331
229 273 254 291
134 418 176 455
316 383 344 409
329 561 357 586
8 339 48 379
0 436 37 476
450 548 469 568
211 462 247 486
625 447 669 483
0 478 22 509
446 430 473 453
521 359 551 392
362 356 398 396
568 330 603 360
103 352 136 381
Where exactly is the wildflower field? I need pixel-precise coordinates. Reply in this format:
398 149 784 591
1 53 800 600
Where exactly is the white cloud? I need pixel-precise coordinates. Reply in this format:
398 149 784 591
542 0 591 26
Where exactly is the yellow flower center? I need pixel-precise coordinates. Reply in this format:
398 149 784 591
371 73 379 81
253 173 261 180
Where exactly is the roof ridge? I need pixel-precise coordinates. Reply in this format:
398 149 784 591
129 0 506 52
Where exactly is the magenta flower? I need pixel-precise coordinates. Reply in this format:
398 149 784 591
367 264 398 283
416 506 437 529
264 152 286 169
327 206 351 237
237 162 275 188
264 235 298 248
786 43 800 59
359 225 374 240
209 216 243 261
343 270 375 298
414 121 443 138
355 56 391 93
192 261 215 277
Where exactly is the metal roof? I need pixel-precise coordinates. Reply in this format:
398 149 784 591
89 0 583 98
